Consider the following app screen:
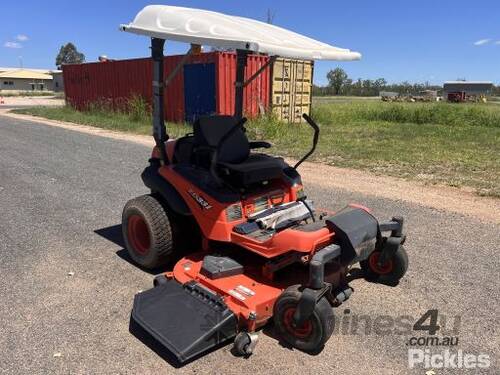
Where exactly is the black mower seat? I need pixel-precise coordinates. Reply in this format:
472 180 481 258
193 115 285 186
219 154 285 186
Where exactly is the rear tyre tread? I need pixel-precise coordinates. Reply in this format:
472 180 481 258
122 194 173 269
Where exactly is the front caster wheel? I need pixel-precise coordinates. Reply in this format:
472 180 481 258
273 285 334 353
361 245 408 285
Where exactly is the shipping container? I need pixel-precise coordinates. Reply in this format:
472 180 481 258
63 51 271 123
270 58 313 123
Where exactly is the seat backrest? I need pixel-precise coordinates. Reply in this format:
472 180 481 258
193 115 250 164
172 135 195 164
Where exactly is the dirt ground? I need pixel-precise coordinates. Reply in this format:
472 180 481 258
0 95 64 109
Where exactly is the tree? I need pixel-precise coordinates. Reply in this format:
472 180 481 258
56 43 85 68
373 78 387 92
327 68 348 95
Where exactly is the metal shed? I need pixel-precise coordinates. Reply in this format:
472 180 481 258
443 81 493 97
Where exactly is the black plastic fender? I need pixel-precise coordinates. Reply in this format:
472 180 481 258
131 280 237 363
141 164 191 216
325 206 379 264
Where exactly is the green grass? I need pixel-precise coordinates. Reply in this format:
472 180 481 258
312 96 380 104
308 102 500 197
12 96 191 138
13 99 500 197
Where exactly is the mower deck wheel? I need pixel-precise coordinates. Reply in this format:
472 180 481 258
153 274 169 287
273 285 334 353
361 245 408 285
233 332 257 356
122 194 173 269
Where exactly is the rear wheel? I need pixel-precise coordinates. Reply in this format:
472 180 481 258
361 246 408 285
122 194 173 269
273 285 334 353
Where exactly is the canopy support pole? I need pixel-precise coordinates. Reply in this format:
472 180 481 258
234 49 249 120
151 37 168 165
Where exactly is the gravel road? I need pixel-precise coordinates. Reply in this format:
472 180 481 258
0 114 498 374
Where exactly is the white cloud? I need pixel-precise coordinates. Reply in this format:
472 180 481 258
495 41 500 45
16 34 28 41
4 41 22 49
473 39 491 46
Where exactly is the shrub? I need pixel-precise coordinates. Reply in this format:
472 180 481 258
127 94 151 122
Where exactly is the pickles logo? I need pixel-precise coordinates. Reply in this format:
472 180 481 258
408 349 490 370
188 189 212 210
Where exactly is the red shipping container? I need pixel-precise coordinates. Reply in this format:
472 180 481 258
62 52 270 123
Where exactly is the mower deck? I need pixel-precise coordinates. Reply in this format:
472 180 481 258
172 252 287 330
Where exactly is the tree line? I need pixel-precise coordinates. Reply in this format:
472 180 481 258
315 67 500 97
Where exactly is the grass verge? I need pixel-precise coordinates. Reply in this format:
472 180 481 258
11 101 190 139
12 100 500 197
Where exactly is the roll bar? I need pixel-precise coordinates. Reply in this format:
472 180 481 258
150 39 321 166
151 38 168 165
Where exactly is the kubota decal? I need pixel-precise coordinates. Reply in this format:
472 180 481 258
188 189 212 210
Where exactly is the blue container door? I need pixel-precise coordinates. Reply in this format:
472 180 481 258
183 63 216 123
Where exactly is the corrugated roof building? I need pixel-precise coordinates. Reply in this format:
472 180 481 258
0 69 62 92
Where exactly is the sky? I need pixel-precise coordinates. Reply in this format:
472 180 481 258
1 0 499 85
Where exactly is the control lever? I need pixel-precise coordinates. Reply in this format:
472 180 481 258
294 113 320 169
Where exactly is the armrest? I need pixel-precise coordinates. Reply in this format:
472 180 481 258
249 141 272 149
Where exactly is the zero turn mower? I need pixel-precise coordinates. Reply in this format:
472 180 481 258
120 5 408 364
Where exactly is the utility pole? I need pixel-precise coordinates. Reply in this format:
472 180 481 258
266 8 275 24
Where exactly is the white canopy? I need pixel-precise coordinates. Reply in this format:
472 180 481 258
120 5 361 61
